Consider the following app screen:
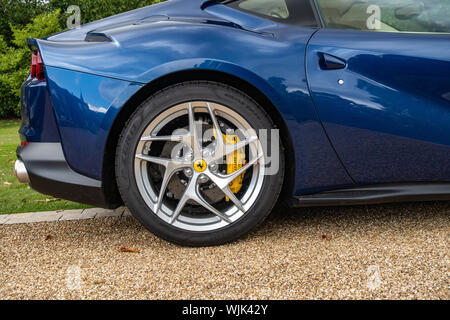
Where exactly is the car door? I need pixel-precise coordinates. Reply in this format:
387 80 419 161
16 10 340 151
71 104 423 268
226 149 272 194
306 0 450 185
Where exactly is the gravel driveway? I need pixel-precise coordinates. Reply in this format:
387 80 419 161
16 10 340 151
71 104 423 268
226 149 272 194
0 202 448 300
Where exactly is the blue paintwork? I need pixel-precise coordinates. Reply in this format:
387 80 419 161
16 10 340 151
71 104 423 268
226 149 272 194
306 29 450 184
30 0 353 193
45 67 142 179
19 77 61 143
19 0 450 198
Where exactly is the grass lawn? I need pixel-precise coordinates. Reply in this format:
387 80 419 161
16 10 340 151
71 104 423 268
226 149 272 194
0 120 91 214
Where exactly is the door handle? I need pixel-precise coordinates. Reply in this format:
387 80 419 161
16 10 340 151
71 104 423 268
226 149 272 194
320 53 347 70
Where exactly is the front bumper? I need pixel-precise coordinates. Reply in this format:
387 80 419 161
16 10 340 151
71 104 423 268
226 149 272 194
16 142 116 208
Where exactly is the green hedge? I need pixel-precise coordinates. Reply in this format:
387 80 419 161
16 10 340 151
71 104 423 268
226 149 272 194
0 0 164 119
0 10 62 118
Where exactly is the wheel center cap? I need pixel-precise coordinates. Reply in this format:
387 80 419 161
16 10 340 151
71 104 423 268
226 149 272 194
193 159 207 173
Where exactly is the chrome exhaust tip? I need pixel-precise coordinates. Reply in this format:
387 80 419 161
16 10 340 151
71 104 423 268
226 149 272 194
15 160 30 183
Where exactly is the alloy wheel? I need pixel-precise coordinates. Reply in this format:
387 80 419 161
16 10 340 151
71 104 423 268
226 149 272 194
134 101 266 232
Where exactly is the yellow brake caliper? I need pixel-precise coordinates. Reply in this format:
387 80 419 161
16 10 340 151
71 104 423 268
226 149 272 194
224 134 246 201
214 127 246 201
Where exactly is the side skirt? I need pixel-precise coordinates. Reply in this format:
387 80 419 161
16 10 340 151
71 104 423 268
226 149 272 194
292 183 450 207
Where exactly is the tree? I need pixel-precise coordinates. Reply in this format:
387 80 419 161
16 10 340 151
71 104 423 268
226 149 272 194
0 0 165 118
0 0 48 45
0 10 62 118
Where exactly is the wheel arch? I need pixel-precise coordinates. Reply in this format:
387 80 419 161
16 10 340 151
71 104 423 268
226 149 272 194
102 69 295 207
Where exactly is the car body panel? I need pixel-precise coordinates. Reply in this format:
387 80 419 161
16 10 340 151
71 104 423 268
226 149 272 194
32 1 354 194
306 29 450 184
19 78 61 143
45 0 197 41
45 67 142 179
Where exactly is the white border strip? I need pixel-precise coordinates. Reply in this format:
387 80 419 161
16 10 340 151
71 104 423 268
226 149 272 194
0 207 131 225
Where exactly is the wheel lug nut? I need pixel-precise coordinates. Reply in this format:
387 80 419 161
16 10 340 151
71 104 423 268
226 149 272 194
184 168 193 177
198 174 209 184
209 162 218 172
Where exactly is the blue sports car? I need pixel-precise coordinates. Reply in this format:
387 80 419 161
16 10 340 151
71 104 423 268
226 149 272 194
16 0 450 246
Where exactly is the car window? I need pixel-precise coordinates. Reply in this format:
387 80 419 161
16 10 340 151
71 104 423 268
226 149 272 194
314 0 450 33
233 0 290 19
225 0 319 28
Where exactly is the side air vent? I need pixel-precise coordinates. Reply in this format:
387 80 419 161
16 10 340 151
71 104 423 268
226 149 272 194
85 33 113 42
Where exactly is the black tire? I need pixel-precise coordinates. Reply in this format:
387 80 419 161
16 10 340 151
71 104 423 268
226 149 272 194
115 81 285 246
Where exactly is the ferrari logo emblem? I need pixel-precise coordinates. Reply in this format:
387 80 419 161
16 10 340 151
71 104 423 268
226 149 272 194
193 159 207 173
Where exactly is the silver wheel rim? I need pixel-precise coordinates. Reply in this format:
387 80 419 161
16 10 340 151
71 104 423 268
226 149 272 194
134 101 266 232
